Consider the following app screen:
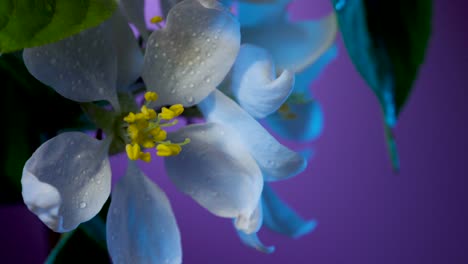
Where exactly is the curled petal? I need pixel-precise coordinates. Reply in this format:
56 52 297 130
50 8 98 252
198 90 306 181
21 132 111 232
23 19 119 110
231 44 294 118
241 12 338 73
142 0 241 106
237 230 275 254
107 162 182 264
165 123 263 218
262 184 317 238
234 202 263 234
265 95 324 141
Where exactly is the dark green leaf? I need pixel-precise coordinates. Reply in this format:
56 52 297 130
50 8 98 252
333 0 432 171
0 0 117 53
0 53 87 203
45 217 110 264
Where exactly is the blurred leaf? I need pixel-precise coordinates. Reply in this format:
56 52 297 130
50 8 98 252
45 216 110 264
333 0 432 171
0 53 86 203
0 0 117 53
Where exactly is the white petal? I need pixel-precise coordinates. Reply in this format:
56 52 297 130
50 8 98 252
165 123 263 218
23 20 119 109
119 0 148 39
142 0 240 106
234 202 262 234
241 13 338 72
21 132 111 232
107 162 182 264
198 90 306 181
111 10 144 92
160 0 183 18
231 44 294 118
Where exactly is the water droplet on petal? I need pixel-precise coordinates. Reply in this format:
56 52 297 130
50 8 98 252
186 96 194 104
79 202 87 208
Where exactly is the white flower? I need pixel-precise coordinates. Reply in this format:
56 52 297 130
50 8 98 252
20 0 309 262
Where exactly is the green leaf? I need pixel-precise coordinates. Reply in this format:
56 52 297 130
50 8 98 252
45 217 110 264
0 0 117 53
333 0 432 171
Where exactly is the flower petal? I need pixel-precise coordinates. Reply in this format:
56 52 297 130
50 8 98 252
262 184 317 238
23 19 119 109
234 202 262 234
165 123 263 218
241 13 338 72
237 230 275 254
111 10 144 92
294 44 338 94
231 44 294 118
21 132 111 233
142 0 241 106
198 90 306 181
119 0 148 39
237 0 291 27
107 161 182 264
265 94 324 141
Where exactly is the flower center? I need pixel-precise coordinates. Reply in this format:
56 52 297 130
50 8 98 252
123 91 190 162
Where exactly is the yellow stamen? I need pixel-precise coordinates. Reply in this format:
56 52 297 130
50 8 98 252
150 127 167 141
122 101 188 162
126 144 141 160
144 91 159 102
141 105 157 120
139 152 152 162
159 104 184 120
156 143 182 157
123 112 137 123
150 16 164 24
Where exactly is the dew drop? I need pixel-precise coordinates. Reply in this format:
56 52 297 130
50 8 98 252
205 77 211 83
170 88 176 94
79 202 87 209
186 96 194 104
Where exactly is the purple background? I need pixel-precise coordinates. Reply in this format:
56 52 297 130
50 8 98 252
1 0 467 263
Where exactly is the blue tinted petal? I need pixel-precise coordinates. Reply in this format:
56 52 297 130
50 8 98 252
107 161 182 264
198 90 306 181
241 13 337 72
231 44 294 118
262 184 317 238
294 44 338 94
237 229 275 254
237 0 291 27
265 96 324 141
